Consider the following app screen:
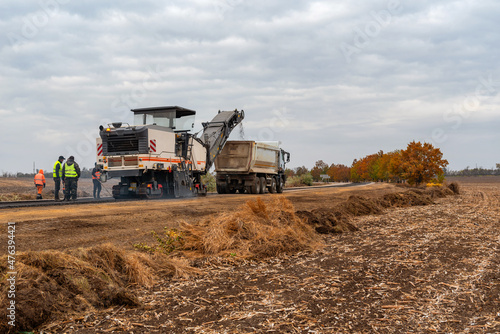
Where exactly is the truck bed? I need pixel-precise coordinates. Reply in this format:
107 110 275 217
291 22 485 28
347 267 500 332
215 141 279 175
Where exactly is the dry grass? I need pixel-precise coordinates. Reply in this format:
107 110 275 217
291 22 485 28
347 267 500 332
70 243 156 287
154 256 202 279
181 196 324 258
447 181 460 194
0 243 194 333
0 193 35 201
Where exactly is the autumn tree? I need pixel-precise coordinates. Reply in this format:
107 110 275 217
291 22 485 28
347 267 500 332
311 160 329 181
339 165 351 182
350 159 360 182
375 150 403 182
399 141 448 185
284 168 295 178
350 154 379 182
327 164 350 182
369 150 385 181
294 166 309 176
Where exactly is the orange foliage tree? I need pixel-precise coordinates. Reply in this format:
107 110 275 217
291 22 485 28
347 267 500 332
399 141 448 185
374 150 403 182
327 164 351 182
349 142 447 184
311 160 329 181
350 154 379 182
304 142 447 185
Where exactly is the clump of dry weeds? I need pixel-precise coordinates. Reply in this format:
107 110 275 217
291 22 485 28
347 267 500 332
0 243 193 333
296 208 359 234
181 197 323 258
298 185 458 234
381 190 434 207
0 193 35 201
447 181 460 194
70 243 155 287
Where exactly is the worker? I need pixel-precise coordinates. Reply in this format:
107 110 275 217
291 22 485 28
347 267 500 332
92 163 102 199
34 169 46 200
61 156 81 201
52 156 65 201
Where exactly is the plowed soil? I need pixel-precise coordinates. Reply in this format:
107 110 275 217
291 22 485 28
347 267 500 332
1 177 499 333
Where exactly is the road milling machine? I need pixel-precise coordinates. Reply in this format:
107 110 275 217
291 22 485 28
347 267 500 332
96 106 244 199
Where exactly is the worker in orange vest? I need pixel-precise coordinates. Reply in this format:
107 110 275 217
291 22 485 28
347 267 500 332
34 169 46 200
92 163 102 199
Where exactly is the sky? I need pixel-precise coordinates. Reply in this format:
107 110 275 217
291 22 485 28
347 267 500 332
1 0 499 173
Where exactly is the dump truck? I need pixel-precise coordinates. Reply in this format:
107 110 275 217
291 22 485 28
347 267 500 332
214 141 291 194
96 106 244 199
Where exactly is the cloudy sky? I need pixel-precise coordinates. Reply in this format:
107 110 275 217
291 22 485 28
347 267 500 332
1 0 499 173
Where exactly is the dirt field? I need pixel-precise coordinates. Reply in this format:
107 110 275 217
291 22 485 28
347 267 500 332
0 181 396 254
1 177 499 333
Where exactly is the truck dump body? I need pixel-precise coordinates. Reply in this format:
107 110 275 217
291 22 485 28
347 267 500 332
215 141 290 194
215 141 279 175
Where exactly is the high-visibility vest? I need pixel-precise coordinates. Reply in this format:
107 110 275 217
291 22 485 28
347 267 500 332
34 173 45 186
92 171 101 180
53 160 62 178
64 164 78 178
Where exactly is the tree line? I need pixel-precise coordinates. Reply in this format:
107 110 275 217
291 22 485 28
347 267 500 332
286 141 450 186
445 165 500 177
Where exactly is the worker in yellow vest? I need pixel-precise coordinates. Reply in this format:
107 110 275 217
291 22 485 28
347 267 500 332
92 162 102 199
34 169 46 200
52 156 65 200
61 156 81 201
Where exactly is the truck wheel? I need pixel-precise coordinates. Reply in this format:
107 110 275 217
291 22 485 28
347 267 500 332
250 178 260 194
269 178 277 193
229 188 237 194
259 177 266 194
216 184 227 194
276 177 284 193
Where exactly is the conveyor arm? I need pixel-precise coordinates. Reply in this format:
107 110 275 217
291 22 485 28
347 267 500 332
201 109 245 170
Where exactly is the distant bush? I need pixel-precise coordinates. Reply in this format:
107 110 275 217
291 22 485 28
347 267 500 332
301 173 313 186
201 172 216 192
287 173 314 187
16 172 36 178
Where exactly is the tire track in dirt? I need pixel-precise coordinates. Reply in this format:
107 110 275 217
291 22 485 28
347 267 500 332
323 185 500 332
410 187 500 329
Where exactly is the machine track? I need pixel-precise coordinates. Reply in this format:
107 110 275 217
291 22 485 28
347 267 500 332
0 183 370 210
